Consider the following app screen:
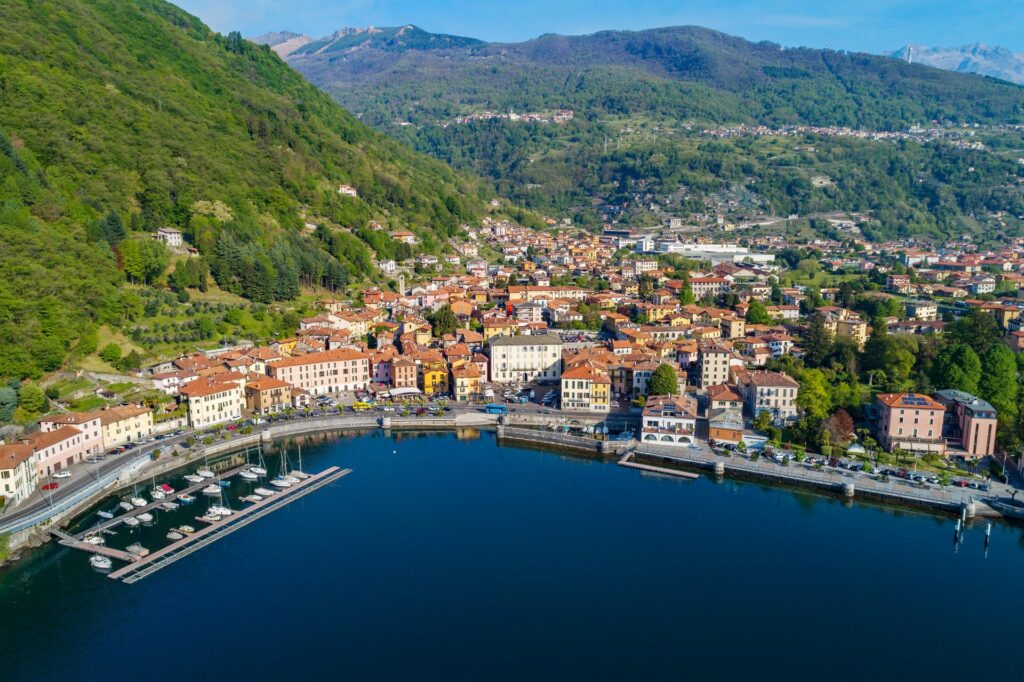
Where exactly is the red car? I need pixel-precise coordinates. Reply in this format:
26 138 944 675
41 482 59 491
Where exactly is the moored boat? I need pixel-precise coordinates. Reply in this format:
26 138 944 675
122 516 140 527
166 530 184 541
254 487 276 496
89 555 113 571
160 501 179 511
177 525 196 534
126 542 149 557
130 497 148 508
183 474 204 484
197 469 215 479
208 504 233 517
83 535 104 546
118 501 135 512
97 509 114 520
177 493 195 503
241 494 263 503
202 484 222 495
239 469 258 481
249 466 268 476
136 512 154 524
151 489 165 500
270 478 292 488
197 513 220 524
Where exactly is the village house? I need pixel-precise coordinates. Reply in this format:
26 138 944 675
268 348 371 396
245 376 293 416
180 379 244 429
559 364 611 413
640 394 698 447
740 371 800 424
0 443 37 507
488 333 563 384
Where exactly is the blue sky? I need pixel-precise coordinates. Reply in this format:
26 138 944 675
175 0 1024 53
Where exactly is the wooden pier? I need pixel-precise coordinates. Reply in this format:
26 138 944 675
51 529 138 563
108 466 351 584
71 463 252 540
617 452 700 480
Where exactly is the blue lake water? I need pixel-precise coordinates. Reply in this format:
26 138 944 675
2 429 1022 681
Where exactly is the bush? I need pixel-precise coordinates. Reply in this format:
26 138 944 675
821 445 833 457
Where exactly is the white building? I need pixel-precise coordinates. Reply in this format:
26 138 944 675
641 394 699 446
0 443 37 508
268 348 371 396
488 333 563 384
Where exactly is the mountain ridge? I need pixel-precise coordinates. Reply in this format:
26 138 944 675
888 43 1024 85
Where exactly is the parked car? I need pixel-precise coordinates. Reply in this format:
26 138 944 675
41 482 58 491
52 470 71 479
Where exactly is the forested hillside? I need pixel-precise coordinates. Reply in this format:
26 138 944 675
0 0 483 379
273 25 1024 239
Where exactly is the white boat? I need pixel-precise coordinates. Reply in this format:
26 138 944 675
197 513 220 524
178 525 196 534
202 484 222 495
130 497 148 508
197 469 215 479
151 489 165 500
126 543 149 557
249 446 269 477
287 471 308 481
118 501 134 512
241 494 263 503
208 504 234 517
122 516 140 527
160 502 179 511
177 494 195 503
166 530 184 541
254 487 276 496
136 512 154 524
270 478 292 488
89 555 113 571
183 474 204 484
83 535 105 546
97 510 114 520
239 469 258 481
249 466 268 476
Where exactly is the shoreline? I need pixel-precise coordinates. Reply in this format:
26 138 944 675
1 413 1015 569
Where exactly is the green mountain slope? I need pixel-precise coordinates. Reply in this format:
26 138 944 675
0 0 482 379
282 25 1024 240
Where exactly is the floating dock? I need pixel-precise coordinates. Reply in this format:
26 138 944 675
51 529 138 563
108 466 351 583
617 451 700 479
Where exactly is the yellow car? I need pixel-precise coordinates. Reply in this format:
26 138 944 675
352 401 372 411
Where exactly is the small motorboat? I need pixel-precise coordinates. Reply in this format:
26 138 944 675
288 471 310 481
97 510 114 520
249 466 268 476
177 494 195 503
156 483 175 495
283 475 300 484
183 474 204 484
151 489 165 500
270 478 292 489
83 535 105 546
202 484 221 496
239 470 258 481
89 555 113 571
166 530 184 541
208 505 233 517
160 502 179 511
126 542 149 557
241 494 263 503
122 516 140 527
254 487 276 496
197 469 215 479
130 497 148 508
197 513 220 524
136 512 154 525
118 501 135 512
177 525 196 534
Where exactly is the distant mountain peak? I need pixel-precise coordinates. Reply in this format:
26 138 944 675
888 43 1024 84
280 24 485 58
251 30 313 58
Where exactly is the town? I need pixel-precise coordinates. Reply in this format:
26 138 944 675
3 214 1023 520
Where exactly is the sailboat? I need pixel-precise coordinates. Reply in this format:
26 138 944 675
183 473 204 484
254 487 276 496
271 446 294 488
89 555 113 571
123 515 140 528
151 476 165 500
202 484 222 495
249 445 268 477
288 444 309 481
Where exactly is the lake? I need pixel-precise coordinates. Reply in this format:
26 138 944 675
2 429 1022 681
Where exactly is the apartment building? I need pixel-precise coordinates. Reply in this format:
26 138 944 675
641 394 698 446
742 371 800 424
38 412 103 459
268 348 371 396
697 343 732 389
245 376 293 415
488 333 563 384
180 379 244 429
97 405 154 449
559 364 611 413
933 390 998 458
875 393 946 455
0 443 37 507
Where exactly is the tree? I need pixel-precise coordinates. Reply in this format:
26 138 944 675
0 386 17 423
802 316 833 368
99 343 122 364
428 305 458 338
17 382 47 414
120 239 169 285
797 368 831 419
932 343 981 394
979 344 1019 431
679 284 696 306
823 409 854 444
836 281 855 309
745 300 772 325
946 309 1001 355
752 410 773 433
648 364 679 396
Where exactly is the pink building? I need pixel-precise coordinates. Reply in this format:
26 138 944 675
934 390 998 458
38 412 103 457
21 425 90 476
875 393 946 455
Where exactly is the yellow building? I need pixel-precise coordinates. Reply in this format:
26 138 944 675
451 364 482 402
560 364 611 413
97 405 154 449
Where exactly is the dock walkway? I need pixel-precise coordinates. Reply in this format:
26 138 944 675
51 529 138 563
109 466 351 583
73 463 251 539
